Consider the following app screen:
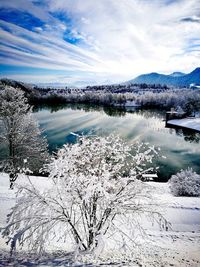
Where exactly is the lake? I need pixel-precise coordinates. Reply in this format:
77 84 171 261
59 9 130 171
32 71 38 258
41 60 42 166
34 104 200 181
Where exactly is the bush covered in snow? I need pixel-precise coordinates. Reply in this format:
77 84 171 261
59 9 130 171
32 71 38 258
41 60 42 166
1 135 169 256
169 168 200 197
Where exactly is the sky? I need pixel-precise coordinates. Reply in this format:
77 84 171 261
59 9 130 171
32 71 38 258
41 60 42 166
0 0 200 87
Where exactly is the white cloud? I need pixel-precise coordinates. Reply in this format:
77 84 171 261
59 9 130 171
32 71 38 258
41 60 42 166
0 20 103 71
0 0 200 84
47 0 200 73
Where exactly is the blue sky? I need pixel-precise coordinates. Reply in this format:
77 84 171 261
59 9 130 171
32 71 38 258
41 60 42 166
0 0 200 86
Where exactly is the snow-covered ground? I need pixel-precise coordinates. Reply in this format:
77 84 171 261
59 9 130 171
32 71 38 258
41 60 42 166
0 173 200 266
168 118 200 132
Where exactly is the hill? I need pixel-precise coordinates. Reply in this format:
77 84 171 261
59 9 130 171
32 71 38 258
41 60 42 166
0 78 34 95
128 68 200 87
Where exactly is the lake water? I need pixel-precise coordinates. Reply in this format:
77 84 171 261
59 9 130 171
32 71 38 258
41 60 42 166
34 104 200 181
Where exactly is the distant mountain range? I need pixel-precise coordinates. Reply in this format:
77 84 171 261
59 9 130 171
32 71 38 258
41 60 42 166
1 67 200 89
127 67 200 87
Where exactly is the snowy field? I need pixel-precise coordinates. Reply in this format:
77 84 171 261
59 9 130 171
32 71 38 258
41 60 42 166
168 118 200 132
0 173 200 266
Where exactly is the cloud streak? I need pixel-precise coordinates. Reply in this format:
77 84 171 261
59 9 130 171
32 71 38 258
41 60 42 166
0 0 200 85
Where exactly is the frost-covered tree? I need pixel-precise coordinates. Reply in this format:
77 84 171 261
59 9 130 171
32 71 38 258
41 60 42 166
169 168 200 197
2 135 168 256
0 86 49 188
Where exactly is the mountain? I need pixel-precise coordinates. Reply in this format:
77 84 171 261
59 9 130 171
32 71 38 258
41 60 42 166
169 72 185 77
128 68 200 87
35 83 68 88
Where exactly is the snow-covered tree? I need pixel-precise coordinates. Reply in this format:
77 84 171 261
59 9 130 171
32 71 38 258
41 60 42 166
2 135 168 256
0 86 49 188
169 168 200 197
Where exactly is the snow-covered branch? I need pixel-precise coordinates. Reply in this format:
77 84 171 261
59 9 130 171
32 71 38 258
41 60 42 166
1 135 169 255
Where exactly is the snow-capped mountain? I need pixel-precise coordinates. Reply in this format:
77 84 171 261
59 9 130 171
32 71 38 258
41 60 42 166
127 68 200 87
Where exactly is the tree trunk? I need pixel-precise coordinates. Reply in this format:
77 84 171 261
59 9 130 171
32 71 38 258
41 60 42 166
9 133 17 189
9 172 18 189
88 229 94 249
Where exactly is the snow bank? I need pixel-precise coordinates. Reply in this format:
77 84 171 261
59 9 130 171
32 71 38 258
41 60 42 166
167 118 200 132
0 173 200 266
149 182 200 232
0 174 52 250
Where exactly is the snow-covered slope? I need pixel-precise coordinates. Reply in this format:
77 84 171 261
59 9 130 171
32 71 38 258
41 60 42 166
0 173 200 266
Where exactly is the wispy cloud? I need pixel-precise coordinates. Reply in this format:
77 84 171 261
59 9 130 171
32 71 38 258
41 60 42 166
0 0 200 85
181 16 200 23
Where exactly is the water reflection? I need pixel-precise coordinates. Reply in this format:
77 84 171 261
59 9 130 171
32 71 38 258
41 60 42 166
33 104 200 181
168 127 200 143
34 104 128 117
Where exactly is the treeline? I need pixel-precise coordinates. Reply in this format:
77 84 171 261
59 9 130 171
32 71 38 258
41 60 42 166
137 90 200 114
30 88 200 115
84 83 170 93
1 79 200 114
30 90 131 106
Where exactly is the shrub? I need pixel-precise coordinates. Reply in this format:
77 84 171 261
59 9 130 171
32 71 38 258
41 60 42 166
169 168 200 197
1 135 168 255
